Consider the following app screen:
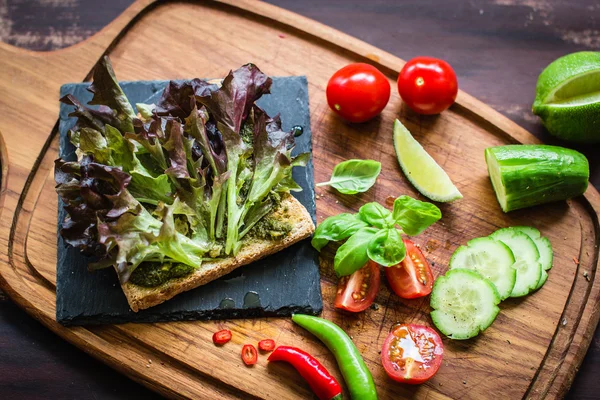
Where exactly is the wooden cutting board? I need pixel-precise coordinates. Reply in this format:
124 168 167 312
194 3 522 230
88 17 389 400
0 0 598 398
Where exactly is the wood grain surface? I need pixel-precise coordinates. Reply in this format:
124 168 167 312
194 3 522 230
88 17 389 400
0 1 598 399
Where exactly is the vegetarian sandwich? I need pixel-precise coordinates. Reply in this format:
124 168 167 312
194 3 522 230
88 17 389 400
55 57 314 311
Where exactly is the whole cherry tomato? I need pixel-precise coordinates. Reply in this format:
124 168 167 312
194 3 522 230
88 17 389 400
397 56 458 115
326 63 391 123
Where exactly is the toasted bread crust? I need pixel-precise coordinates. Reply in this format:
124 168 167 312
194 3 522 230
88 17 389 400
121 193 314 311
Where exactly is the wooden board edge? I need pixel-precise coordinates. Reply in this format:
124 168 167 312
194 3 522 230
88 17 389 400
0 0 598 399
553 190 600 396
0 128 8 215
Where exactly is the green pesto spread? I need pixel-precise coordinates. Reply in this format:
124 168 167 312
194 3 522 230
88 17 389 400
247 217 293 240
129 262 195 288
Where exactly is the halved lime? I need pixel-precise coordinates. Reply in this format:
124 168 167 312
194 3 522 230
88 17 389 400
532 51 600 143
393 119 462 202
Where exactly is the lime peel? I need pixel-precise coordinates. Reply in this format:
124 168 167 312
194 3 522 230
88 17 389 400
532 51 600 143
393 119 462 202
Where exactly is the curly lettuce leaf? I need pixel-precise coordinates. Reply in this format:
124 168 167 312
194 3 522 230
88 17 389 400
60 94 121 132
95 198 209 283
88 56 136 133
156 78 218 119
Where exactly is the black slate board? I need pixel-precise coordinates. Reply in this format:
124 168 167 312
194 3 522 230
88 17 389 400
56 76 322 325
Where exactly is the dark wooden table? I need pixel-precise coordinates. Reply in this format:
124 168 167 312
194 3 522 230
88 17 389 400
0 1 598 399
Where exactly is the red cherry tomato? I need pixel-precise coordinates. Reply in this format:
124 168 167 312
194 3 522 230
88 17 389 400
385 239 434 299
334 260 380 312
241 344 258 366
212 329 232 345
397 56 458 115
326 63 391 123
382 323 444 384
258 339 276 352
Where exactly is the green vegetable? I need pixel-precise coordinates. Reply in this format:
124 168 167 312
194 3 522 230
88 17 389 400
334 227 378 276
430 269 501 340
438 226 554 339
512 226 554 289
485 145 589 212
366 228 406 266
55 56 309 284
449 237 516 300
358 202 392 228
392 195 442 236
490 228 542 297
316 159 381 194
532 51 600 143
292 314 378 400
311 213 369 251
313 196 440 275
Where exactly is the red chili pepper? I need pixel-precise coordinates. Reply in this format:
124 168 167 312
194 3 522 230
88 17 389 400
212 329 232 345
258 339 276 352
241 344 258 366
268 346 342 400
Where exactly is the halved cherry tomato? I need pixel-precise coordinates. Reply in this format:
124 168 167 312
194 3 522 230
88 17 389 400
326 63 391 123
385 239 434 299
258 339 276 352
241 344 258 366
334 260 380 312
212 329 232 345
397 56 458 115
382 323 443 384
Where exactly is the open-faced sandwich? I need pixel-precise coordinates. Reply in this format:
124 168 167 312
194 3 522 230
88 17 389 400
55 57 314 312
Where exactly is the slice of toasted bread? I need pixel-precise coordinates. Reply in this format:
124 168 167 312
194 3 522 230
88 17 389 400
121 193 314 311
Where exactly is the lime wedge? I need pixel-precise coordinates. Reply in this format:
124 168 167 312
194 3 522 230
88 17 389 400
393 119 462 202
532 51 600 143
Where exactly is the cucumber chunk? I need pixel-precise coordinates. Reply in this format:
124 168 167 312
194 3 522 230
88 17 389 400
485 145 589 212
430 269 501 340
490 228 542 297
512 226 554 289
449 237 516 300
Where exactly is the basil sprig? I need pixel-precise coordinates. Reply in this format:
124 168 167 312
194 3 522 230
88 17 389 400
316 159 381 194
312 195 441 276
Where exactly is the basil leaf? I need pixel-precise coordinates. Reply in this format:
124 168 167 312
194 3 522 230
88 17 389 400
311 213 370 251
316 159 381 194
334 227 378 276
358 202 393 229
367 228 406 266
392 195 441 236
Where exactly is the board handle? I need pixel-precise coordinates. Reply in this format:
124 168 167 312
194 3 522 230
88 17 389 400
0 0 156 81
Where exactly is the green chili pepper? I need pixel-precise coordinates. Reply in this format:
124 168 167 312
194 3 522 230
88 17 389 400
292 314 378 400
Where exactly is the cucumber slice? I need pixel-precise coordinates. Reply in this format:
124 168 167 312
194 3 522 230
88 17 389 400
537 270 549 289
485 145 589 212
490 228 542 297
449 237 516 300
430 269 501 340
512 226 554 289
536 236 553 271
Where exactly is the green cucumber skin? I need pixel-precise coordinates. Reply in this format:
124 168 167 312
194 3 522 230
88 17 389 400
486 145 589 212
